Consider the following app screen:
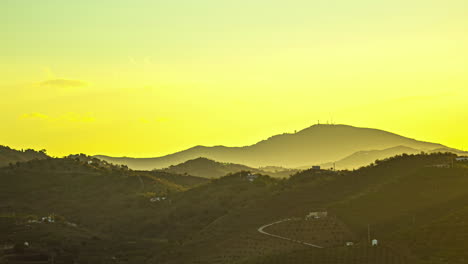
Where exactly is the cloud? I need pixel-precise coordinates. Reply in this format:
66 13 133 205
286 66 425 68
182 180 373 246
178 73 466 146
20 112 95 123
20 112 49 120
39 79 87 88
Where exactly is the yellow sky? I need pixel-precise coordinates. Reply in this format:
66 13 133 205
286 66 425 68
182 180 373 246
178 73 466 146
1 0 467 157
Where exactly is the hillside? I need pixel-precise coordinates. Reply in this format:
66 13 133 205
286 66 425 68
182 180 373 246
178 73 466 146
3 152 468 263
0 146 48 168
161 153 468 264
162 157 254 179
0 156 208 263
161 157 297 179
96 124 449 170
319 146 421 170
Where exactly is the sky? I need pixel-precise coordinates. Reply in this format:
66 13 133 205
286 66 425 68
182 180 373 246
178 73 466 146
1 0 467 157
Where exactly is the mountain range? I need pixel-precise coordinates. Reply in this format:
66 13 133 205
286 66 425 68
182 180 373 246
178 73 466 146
96 124 464 170
161 157 298 178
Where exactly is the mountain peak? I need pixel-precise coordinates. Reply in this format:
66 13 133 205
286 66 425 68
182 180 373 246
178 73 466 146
96 124 452 170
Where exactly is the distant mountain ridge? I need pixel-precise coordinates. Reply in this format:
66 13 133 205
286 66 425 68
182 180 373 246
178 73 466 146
96 124 454 170
161 157 297 178
319 145 421 170
162 157 253 179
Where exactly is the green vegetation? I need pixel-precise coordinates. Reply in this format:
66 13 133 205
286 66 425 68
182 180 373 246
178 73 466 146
0 145 48 168
2 150 468 263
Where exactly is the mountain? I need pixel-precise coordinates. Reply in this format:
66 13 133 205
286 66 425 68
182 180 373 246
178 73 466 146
162 157 254 179
96 124 449 170
0 145 49 168
317 145 468 171
319 145 421 170
161 157 298 179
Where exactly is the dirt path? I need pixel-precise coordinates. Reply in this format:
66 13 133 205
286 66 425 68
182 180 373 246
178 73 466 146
257 218 323 248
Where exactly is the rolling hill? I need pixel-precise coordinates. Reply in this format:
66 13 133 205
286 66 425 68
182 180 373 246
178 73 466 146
3 151 468 263
161 157 298 179
0 145 49 168
96 124 450 170
161 153 468 264
0 155 209 263
319 145 421 170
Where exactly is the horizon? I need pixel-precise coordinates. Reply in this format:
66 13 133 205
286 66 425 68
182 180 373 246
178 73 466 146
2 123 465 159
2 0 467 157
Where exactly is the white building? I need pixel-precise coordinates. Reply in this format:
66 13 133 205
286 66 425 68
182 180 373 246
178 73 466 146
456 156 468 161
246 173 258 182
345 242 354 247
306 211 328 219
150 197 166 202
41 215 55 223
372 239 378 246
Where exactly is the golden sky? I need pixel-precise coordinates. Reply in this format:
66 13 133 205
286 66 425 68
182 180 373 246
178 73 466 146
1 0 467 157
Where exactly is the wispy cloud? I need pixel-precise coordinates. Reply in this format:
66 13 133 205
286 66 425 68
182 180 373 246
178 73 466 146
39 79 88 88
20 112 49 120
20 112 95 123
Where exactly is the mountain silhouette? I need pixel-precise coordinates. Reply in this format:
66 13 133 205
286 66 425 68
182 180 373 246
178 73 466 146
318 145 421 170
162 157 298 178
96 124 451 170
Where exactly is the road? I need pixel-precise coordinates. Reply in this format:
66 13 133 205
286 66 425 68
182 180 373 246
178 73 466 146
257 218 323 248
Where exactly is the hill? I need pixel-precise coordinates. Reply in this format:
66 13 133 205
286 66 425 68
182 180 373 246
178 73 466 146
161 157 297 179
162 157 254 179
161 153 468 264
96 124 449 170
319 145 421 170
3 151 468 263
0 156 208 263
0 146 48 168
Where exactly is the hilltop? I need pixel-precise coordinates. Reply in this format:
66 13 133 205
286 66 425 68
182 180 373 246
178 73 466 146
96 124 451 170
162 157 254 179
161 157 297 179
319 145 421 170
0 146 48 168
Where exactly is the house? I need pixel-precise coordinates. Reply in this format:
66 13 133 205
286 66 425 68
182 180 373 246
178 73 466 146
246 173 258 182
427 164 450 168
41 215 55 223
150 197 166 202
456 156 468 162
306 211 328 219
345 242 354 247
311 166 321 170
372 239 378 246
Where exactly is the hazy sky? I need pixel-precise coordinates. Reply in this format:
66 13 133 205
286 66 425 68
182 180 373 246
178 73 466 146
1 0 467 157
